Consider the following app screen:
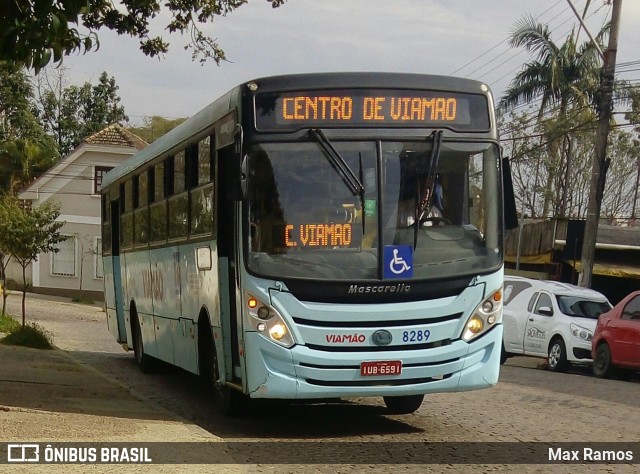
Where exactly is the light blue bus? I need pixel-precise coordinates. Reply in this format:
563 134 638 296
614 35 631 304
101 73 513 415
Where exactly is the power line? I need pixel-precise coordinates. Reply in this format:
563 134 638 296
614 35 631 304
482 0 610 93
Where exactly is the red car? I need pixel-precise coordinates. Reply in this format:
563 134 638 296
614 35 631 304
592 290 640 378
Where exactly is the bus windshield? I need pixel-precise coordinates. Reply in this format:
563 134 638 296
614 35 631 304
246 140 502 281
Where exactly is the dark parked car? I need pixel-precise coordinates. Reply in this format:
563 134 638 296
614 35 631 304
592 290 640 378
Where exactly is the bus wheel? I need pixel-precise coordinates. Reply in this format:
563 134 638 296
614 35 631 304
500 343 509 365
199 324 243 416
383 395 424 414
132 312 156 374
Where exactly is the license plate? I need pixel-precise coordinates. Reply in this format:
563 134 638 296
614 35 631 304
360 360 402 376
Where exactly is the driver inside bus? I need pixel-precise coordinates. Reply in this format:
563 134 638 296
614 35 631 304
422 173 446 224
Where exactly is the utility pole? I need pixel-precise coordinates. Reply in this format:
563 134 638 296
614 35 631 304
578 0 622 288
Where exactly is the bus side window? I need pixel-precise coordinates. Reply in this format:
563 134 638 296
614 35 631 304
174 151 186 194
133 171 149 247
168 194 189 239
190 135 215 236
119 180 134 249
150 162 167 244
197 136 213 185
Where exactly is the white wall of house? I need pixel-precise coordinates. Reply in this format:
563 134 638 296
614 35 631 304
8 135 144 300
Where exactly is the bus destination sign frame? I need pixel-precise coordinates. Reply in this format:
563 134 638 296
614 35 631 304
254 89 490 132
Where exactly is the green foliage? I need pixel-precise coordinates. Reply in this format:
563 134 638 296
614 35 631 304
0 195 66 326
71 296 95 305
0 322 54 350
0 313 20 333
127 116 187 143
0 63 58 194
0 1 287 72
499 15 608 218
499 15 605 118
34 71 128 156
625 85 640 130
0 196 65 267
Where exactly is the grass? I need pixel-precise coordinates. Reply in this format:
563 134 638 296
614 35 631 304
72 296 95 305
0 313 20 333
0 314 54 350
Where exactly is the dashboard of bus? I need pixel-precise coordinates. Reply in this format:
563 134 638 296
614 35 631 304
246 139 502 282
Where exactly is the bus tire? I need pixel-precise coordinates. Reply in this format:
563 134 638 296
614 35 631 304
500 343 509 365
383 394 424 414
199 319 243 416
132 309 157 374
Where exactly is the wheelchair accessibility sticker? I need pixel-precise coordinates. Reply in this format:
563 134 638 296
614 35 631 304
384 245 413 279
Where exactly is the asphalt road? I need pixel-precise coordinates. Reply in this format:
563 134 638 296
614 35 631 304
4 292 640 472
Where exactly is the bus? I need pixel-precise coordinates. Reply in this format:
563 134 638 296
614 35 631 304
101 72 515 415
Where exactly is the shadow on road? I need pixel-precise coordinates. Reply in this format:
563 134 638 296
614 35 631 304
68 349 426 440
500 358 640 410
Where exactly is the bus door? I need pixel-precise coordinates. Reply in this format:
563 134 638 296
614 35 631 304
217 142 244 386
110 199 127 343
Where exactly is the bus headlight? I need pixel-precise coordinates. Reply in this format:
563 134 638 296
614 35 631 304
462 287 503 342
245 293 295 348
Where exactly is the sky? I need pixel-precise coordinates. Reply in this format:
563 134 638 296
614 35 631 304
59 0 640 125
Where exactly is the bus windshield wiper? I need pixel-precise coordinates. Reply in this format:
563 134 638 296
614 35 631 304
413 130 444 249
310 129 366 233
310 129 364 197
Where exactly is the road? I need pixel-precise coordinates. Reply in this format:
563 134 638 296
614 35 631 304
4 293 640 471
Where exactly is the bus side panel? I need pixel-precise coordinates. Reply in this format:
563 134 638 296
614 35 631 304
103 255 126 343
123 251 158 358
218 256 235 382
148 246 181 364
172 317 198 375
174 242 218 375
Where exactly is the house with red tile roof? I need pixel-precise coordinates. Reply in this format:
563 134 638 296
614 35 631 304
8 125 147 301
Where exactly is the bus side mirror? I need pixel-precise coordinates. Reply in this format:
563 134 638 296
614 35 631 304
502 157 518 230
241 154 248 200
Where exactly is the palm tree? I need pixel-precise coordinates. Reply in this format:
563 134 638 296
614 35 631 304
0 138 57 194
500 15 606 217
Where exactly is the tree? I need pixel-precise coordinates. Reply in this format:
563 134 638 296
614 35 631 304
0 1 287 73
0 63 58 194
0 195 66 326
74 233 100 304
499 15 605 217
499 109 547 218
600 128 640 224
127 116 187 143
33 71 128 156
625 86 640 223
0 198 12 315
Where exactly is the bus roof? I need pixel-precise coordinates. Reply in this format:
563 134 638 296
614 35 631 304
244 72 492 95
102 87 240 190
102 72 494 190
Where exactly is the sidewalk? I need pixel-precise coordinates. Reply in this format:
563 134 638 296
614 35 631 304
0 343 206 442
0 293 246 472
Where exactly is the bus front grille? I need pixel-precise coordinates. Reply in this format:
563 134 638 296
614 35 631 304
304 374 453 387
304 339 452 352
292 313 462 328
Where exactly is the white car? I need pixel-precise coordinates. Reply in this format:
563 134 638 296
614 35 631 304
502 276 612 372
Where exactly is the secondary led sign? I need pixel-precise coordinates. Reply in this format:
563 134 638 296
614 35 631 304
285 223 353 248
274 223 361 249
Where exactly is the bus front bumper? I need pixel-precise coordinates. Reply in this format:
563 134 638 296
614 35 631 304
243 325 502 399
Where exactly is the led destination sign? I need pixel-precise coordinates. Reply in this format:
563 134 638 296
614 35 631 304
274 223 361 250
254 89 490 131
